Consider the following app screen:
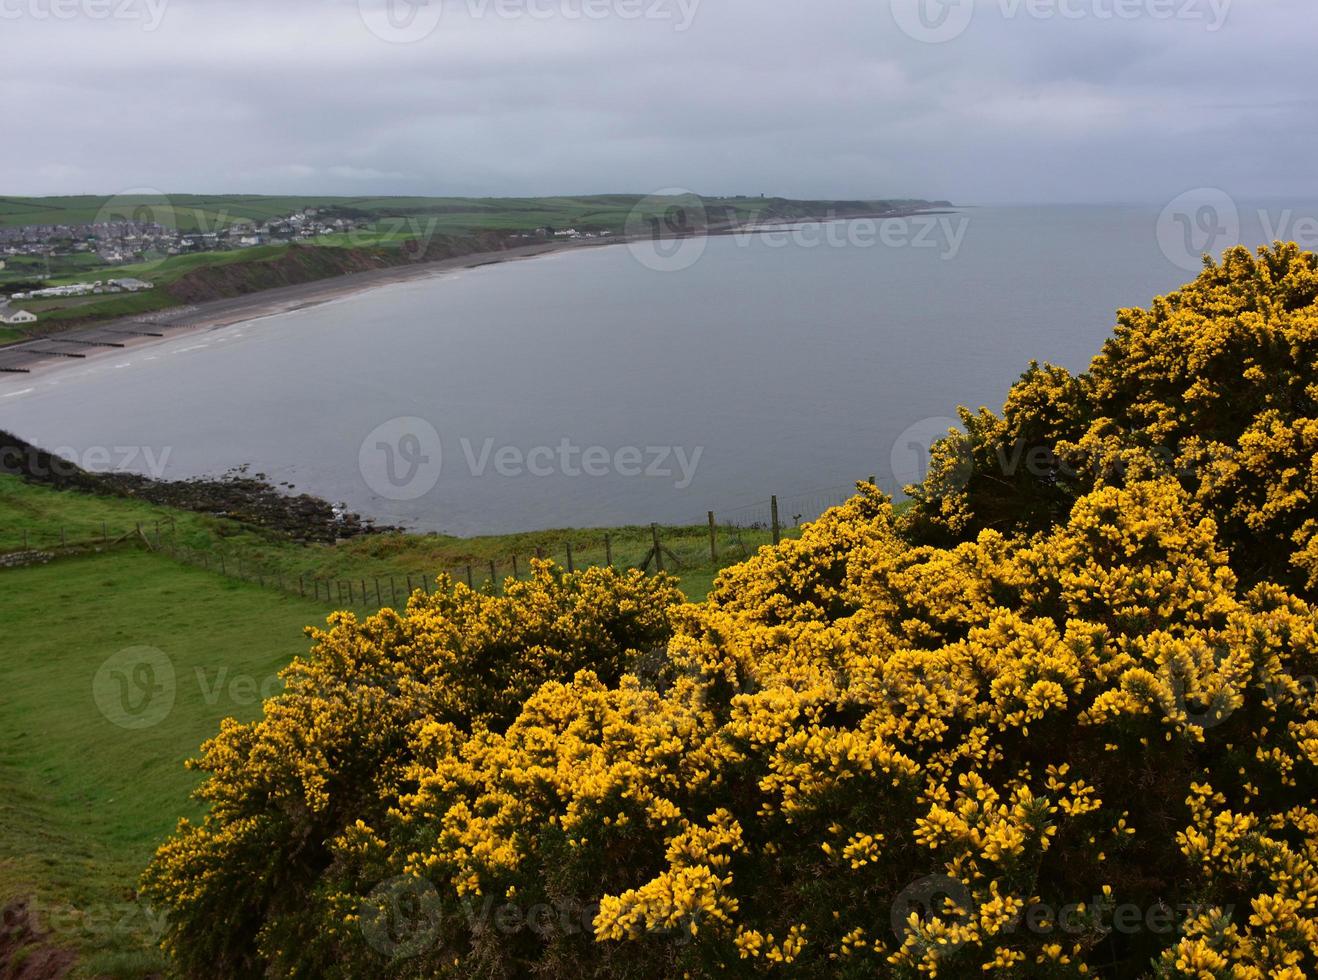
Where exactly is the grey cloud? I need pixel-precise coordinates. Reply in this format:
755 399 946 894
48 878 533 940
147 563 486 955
1 0 1314 203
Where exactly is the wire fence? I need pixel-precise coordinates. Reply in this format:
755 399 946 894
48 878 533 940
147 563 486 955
0 482 873 608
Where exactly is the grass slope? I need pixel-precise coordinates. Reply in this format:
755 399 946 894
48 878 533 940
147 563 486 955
0 548 328 977
0 473 797 601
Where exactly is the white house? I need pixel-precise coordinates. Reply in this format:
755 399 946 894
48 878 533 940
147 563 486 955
0 309 38 325
108 277 153 292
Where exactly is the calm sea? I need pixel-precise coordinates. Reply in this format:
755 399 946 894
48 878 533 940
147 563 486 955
2 203 1309 534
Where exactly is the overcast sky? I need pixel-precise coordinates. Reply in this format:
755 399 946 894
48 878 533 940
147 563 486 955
3 0 1314 204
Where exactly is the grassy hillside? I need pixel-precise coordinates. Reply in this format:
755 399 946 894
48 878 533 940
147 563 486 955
0 548 328 977
0 473 800 602
0 193 923 232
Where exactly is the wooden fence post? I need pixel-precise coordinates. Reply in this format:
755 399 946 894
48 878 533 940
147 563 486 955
512 555 519 580
488 560 497 591
652 524 664 572
771 495 781 545
604 534 612 567
566 542 574 573
708 511 717 563
466 564 474 588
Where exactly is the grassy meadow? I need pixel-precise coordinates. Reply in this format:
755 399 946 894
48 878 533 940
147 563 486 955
0 471 822 972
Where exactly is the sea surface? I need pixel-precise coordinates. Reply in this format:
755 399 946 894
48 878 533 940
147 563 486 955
2 203 1310 534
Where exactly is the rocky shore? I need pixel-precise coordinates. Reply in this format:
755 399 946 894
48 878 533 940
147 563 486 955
0 429 387 543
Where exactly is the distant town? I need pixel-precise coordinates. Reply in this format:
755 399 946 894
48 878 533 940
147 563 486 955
0 207 374 276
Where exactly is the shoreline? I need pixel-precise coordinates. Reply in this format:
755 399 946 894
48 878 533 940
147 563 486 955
0 208 955 383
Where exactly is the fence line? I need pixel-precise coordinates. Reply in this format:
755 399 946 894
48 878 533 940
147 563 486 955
0 481 876 607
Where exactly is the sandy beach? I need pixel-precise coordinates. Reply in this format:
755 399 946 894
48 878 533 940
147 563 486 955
0 235 623 381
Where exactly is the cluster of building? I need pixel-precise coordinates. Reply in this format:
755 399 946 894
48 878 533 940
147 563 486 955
510 227 613 241
0 209 373 270
11 278 153 301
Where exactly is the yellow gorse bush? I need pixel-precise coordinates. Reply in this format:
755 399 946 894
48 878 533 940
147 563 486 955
144 246 1318 979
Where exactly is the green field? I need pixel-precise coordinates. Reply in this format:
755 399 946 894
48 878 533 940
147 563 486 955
0 472 799 602
0 548 328 977
0 193 783 233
